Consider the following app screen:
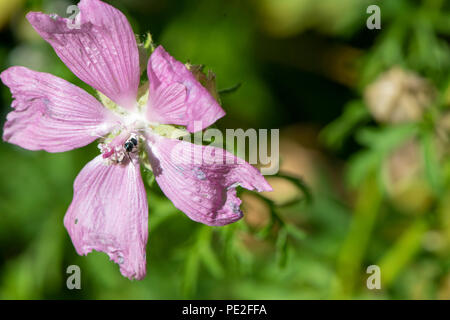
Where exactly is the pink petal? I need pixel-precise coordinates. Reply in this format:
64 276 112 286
146 134 272 226
146 46 225 132
1 66 118 152
26 0 140 109
64 155 148 280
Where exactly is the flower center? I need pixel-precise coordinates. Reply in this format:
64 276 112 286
96 87 188 165
98 130 140 164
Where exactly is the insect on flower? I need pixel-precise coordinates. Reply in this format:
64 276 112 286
1 0 272 280
124 135 139 153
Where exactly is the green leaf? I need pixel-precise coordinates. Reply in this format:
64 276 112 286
320 100 370 150
377 218 428 287
356 123 417 150
145 169 155 187
182 248 200 297
285 224 307 241
198 227 224 279
332 172 382 298
421 130 444 196
348 124 418 187
218 82 242 95
346 151 380 188
273 172 313 204
276 228 289 268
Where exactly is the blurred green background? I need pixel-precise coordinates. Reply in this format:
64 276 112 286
0 0 449 299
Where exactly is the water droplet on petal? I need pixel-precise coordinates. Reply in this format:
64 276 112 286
193 167 206 180
175 165 185 176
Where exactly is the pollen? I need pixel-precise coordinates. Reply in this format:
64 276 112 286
98 130 139 165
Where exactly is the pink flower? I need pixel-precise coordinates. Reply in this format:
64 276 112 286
1 0 271 280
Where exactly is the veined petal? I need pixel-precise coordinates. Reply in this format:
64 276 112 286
146 135 272 226
64 155 148 280
27 0 140 109
146 46 225 132
1 66 117 152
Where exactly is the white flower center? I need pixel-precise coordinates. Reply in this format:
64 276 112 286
96 88 188 165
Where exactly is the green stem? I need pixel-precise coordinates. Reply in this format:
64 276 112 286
331 172 382 299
